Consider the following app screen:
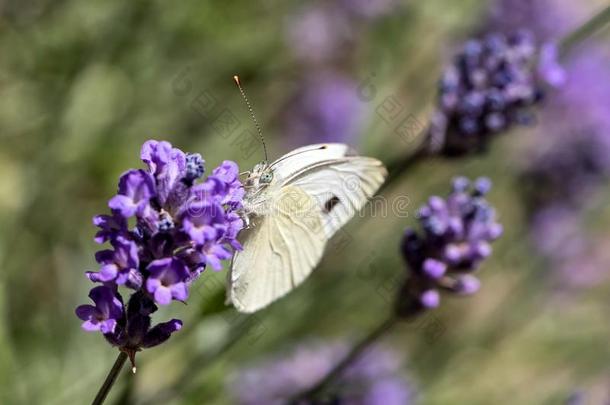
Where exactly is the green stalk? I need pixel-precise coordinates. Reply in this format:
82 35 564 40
92 351 128 405
559 5 610 57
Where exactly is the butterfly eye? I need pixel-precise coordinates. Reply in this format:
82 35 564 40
260 172 273 184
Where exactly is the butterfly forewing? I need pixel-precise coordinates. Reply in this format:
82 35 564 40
289 157 387 238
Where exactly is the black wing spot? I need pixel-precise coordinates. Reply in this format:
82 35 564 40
323 196 341 213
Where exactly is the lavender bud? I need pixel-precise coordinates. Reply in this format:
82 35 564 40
420 290 441 309
397 177 502 317
184 153 205 182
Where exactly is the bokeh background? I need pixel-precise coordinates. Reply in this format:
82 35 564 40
1 0 610 404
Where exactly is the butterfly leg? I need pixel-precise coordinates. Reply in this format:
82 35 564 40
237 209 253 229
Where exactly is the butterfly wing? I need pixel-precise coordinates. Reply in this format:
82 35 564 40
289 156 387 238
230 186 326 313
229 144 387 313
268 143 387 236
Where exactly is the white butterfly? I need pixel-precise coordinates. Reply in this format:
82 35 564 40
228 143 387 313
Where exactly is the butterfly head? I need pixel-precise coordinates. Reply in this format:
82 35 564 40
246 161 274 188
259 170 273 185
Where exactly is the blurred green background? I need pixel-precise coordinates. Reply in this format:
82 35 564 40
1 0 610 404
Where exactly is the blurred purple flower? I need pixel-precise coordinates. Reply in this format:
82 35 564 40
286 0 399 65
530 206 584 261
521 130 610 212
429 31 556 155
284 0 398 147
542 50 610 148
230 341 414 405
76 140 244 362
397 177 502 315
530 205 610 290
283 71 365 146
286 5 353 65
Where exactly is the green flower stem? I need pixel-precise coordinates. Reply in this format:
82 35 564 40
559 5 610 58
92 351 128 405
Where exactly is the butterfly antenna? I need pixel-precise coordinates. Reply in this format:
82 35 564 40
233 75 268 162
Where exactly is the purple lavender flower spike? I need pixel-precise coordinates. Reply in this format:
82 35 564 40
146 258 190 305
77 139 244 359
75 286 124 334
108 169 155 218
397 177 502 317
429 32 554 155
